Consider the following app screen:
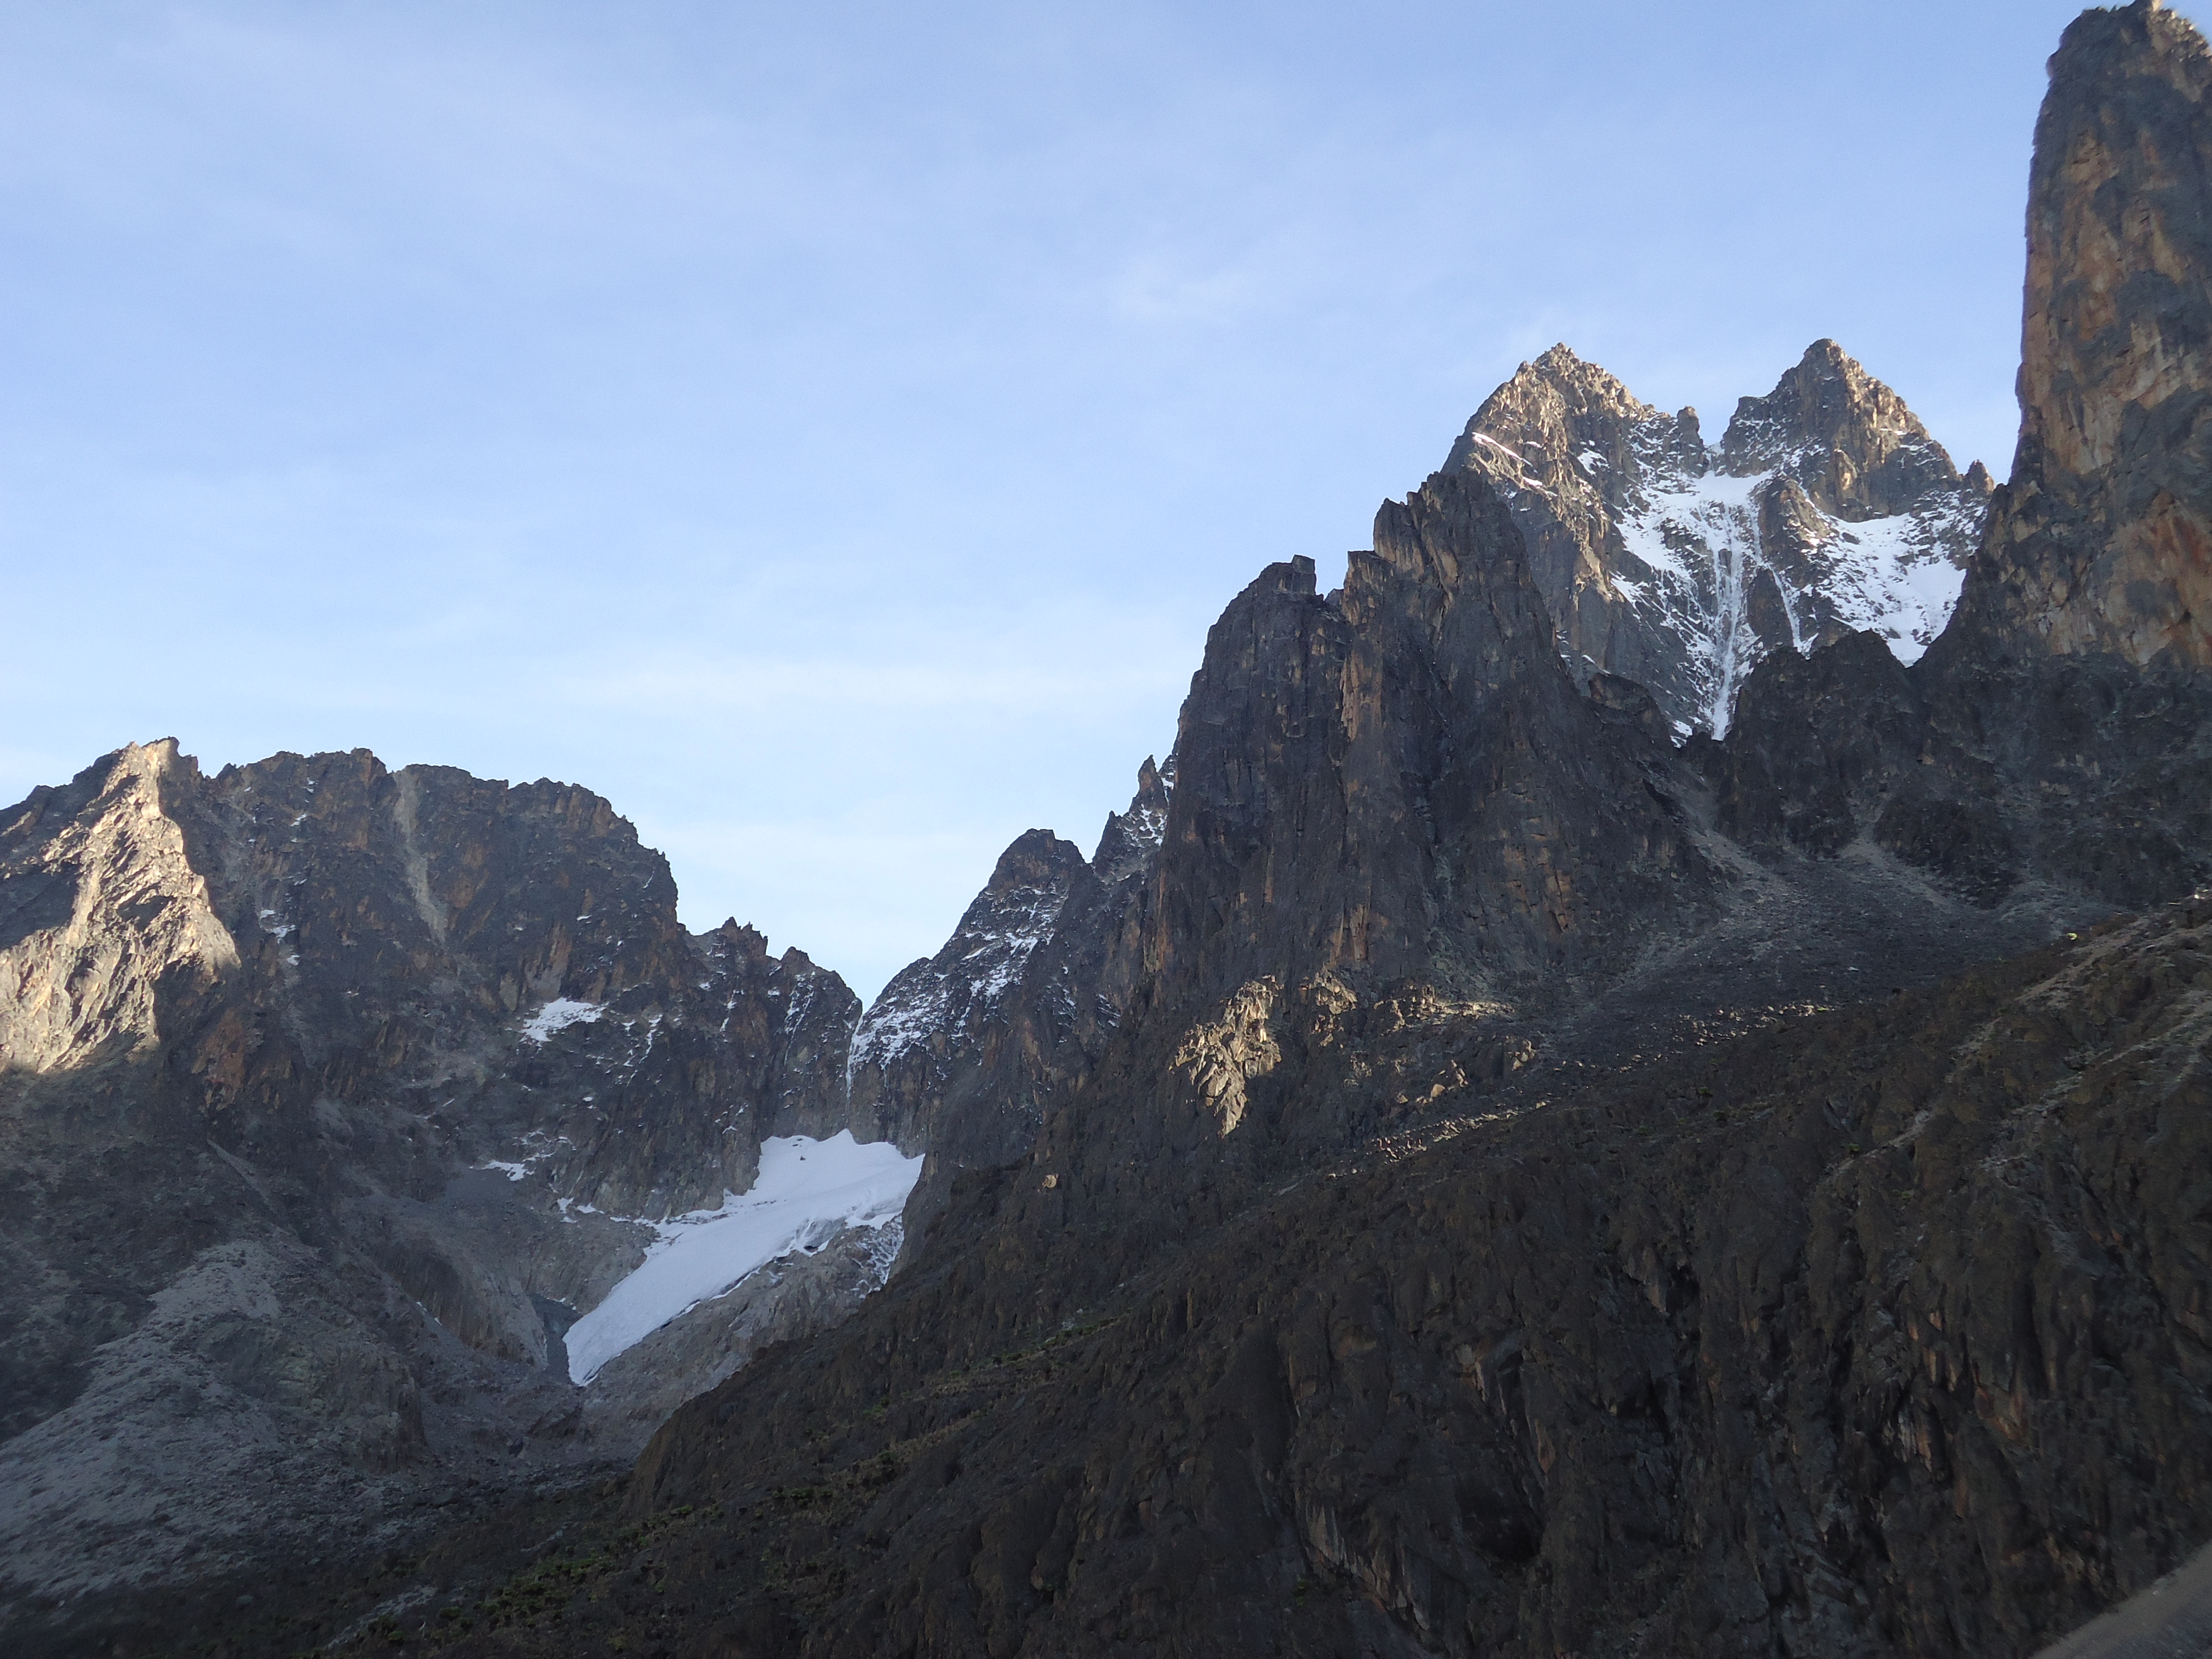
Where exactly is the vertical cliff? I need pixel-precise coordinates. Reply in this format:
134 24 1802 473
1954 0 2212 667
1145 475 1707 1018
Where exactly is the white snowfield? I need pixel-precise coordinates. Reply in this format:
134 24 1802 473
564 1132 923 1385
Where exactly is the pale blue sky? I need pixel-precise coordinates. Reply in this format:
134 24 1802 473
0 0 2134 998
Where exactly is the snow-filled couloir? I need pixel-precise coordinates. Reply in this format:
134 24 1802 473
1448 339 1991 736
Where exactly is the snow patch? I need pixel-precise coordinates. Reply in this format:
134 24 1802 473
1605 464 1971 733
565 1132 923 1384
1467 398 1981 736
520 998 604 1043
1817 511 1972 664
1470 431 1529 467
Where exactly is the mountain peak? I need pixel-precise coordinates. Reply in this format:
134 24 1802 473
1447 344 1987 732
1092 755 1171 883
1717 338 1966 517
1446 348 1662 477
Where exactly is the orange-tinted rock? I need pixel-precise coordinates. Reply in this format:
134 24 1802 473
1958 0 2212 667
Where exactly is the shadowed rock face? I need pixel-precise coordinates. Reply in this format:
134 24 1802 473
832 482 1703 1236
608 898 2212 1659
1709 0 2212 920
1146 477 1709 1019
1705 620 2212 917
1956 0 2212 669
841 758 1172 1218
845 830 1098 1163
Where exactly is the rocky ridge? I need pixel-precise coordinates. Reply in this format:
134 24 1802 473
0 743 892 1607
1451 340 1991 735
843 759 1171 1201
8 3 2212 1657
0 733 1189 1620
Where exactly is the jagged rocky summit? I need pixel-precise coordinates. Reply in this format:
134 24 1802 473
1450 338 1991 735
0 730 1182 1618
0 743 888 1604
8 3 2212 1658
845 760 1167 1158
586 6 2212 1657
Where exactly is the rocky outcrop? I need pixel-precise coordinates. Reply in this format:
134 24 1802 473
1705 620 2212 912
11 5 2212 1658
0 742 881 1611
1090 755 1171 884
873 483 1722 1262
1952 0 2212 670
838 761 1172 1240
846 830 1095 1163
1146 480 1710 1016
0 740 239 1079
1451 341 1989 734
188 746 861 1214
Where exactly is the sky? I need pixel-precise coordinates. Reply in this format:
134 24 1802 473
0 0 2149 1001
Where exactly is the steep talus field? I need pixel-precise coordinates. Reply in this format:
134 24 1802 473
6 3 2212 1657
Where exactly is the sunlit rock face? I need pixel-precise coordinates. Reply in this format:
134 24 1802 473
1448 341 1989 735
1956 0 2212 669
0 741 891 1607
14 6 2212 1658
